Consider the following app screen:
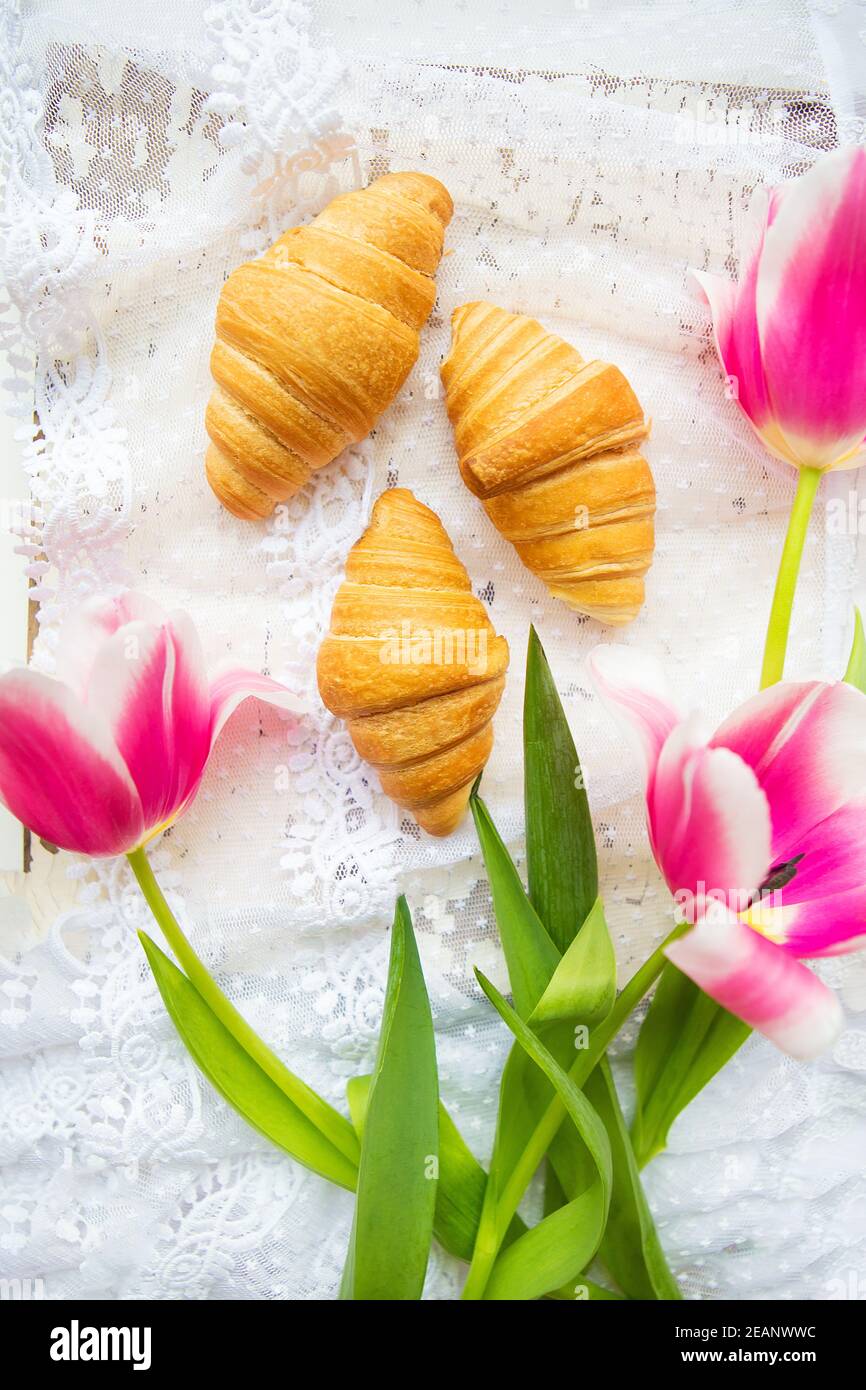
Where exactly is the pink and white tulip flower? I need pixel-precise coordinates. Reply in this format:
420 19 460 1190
694 145 866 473
0 590 305 856
589 645 866 1059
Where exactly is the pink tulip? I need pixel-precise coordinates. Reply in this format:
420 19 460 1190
0 591 306 856
588 644 866 1059
694 146 866 473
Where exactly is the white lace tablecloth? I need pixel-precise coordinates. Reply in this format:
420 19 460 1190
2 0 866 1300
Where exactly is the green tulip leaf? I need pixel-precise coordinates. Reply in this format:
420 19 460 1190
471 792 560 1020
483 1181 607 1301
525 625 598 954
346 1072 526 1264
547 1277 626 1300
139 931 358 1190
844 606 866 693
528 897 616 1032
475 969 612 1300
588 1058 681 1299
466 634 674 1300
632 962 751 1168
523 630 610 1215
340 896 438 1300
469 773 617 1292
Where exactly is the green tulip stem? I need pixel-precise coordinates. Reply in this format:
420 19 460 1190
760 466 822 689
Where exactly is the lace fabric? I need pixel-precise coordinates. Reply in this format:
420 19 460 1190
1 0 866 1300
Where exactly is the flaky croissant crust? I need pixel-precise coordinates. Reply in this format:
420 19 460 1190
441 301 656 625
205 172 453 519
317 488 509 836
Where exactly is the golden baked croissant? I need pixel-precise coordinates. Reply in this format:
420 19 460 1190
440 301 655 625
317 488 509 836
205 172 453 519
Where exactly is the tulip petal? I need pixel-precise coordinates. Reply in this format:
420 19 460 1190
54 591 167 698
655 743 772 918
713 680 866 862
86 616 211 830
694 226 774 437
665 908 843 1060
711 679 820 774
745 800 866 957
765 799 866 902
0 669 144 855
756 147 866 469
691 269 736 365
649 711 708 861
749 887 866 961
159 609 214 815
209 667 309 749
587 645 680 788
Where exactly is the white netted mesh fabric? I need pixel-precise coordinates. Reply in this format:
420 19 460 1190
2 0 866 1300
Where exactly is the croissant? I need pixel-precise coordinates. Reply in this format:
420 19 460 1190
440 301 655 625
317 488 509 836
205 171 453 519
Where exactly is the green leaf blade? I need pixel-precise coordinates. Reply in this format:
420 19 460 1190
590 1058 681 1300
547 1277 626 1301
346 1072 518 1264
139 931 358 1190
342 897 439 1300
524 626 598 954
523 630 612 1220
470 792 560 1020
432 1104 490 1264
632 962 750 1167
845 606 866 692
475 968 612 1299
528 897 616 1031
468 778 617 1292
483 1183 606 1301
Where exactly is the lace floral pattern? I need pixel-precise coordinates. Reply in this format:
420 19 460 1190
2 0 866 1301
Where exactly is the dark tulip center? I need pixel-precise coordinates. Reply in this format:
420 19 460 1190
754 852 805 902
